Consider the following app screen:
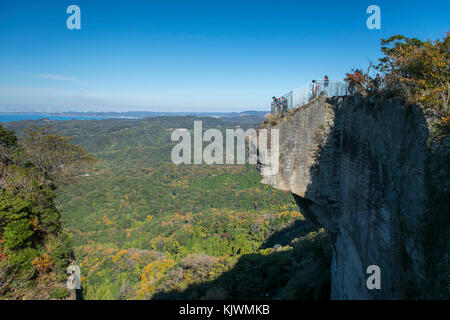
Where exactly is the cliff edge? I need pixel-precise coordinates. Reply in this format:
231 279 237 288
259 95 449 299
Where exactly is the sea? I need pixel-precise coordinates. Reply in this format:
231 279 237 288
0 113 111 123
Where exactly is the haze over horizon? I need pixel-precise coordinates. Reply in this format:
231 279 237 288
0 108 269 114
0 0 449 112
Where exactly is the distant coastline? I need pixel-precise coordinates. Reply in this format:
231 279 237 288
0 113 123 123
0 110 268 123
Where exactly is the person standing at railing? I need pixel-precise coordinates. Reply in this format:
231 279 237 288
281 97 288 114
323 75 329 95
272 96 281 114
373 74 382 94
311 80 319 99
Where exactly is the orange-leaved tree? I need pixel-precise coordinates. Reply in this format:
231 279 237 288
376 33 449 117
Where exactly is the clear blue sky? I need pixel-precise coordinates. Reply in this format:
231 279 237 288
0 0 448 112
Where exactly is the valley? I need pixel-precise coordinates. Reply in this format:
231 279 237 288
4 116 330 300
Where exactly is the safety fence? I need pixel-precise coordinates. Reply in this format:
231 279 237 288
271 80 348 114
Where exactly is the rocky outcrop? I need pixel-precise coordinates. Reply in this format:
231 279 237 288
259 95 449 299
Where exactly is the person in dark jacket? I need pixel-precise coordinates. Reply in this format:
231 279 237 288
323 75 329 95
271 96 280 114
281 97 288 114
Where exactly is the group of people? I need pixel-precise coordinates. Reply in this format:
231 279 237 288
271 96 289 115
311 75 329 99
346 71 383 95
370 74 383 94
271 73 385 115
271 75 330 115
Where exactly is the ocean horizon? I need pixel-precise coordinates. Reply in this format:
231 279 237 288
0 113 114 123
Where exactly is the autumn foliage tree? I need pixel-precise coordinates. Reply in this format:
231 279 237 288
21 126 96 182
344 69 367 95
375 33 450 118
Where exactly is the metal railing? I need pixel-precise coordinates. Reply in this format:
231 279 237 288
271 80 348 115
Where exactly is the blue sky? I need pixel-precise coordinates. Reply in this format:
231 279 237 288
0 0 448 112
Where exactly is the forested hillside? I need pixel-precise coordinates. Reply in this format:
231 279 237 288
0 125 92 299
5 117 330 300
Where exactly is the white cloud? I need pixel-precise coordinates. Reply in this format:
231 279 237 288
32 73 82 83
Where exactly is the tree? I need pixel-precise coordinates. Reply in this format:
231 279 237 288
344 69 367 95
0 125 95 297
0 125 17 149
376 33 450 117
0 192 32 226
0 125 18 167
21 126 96 182
3 219 34 249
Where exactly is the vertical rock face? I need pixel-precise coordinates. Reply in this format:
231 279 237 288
259 96 449 299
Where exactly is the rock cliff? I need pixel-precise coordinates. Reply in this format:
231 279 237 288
259 95 449 299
